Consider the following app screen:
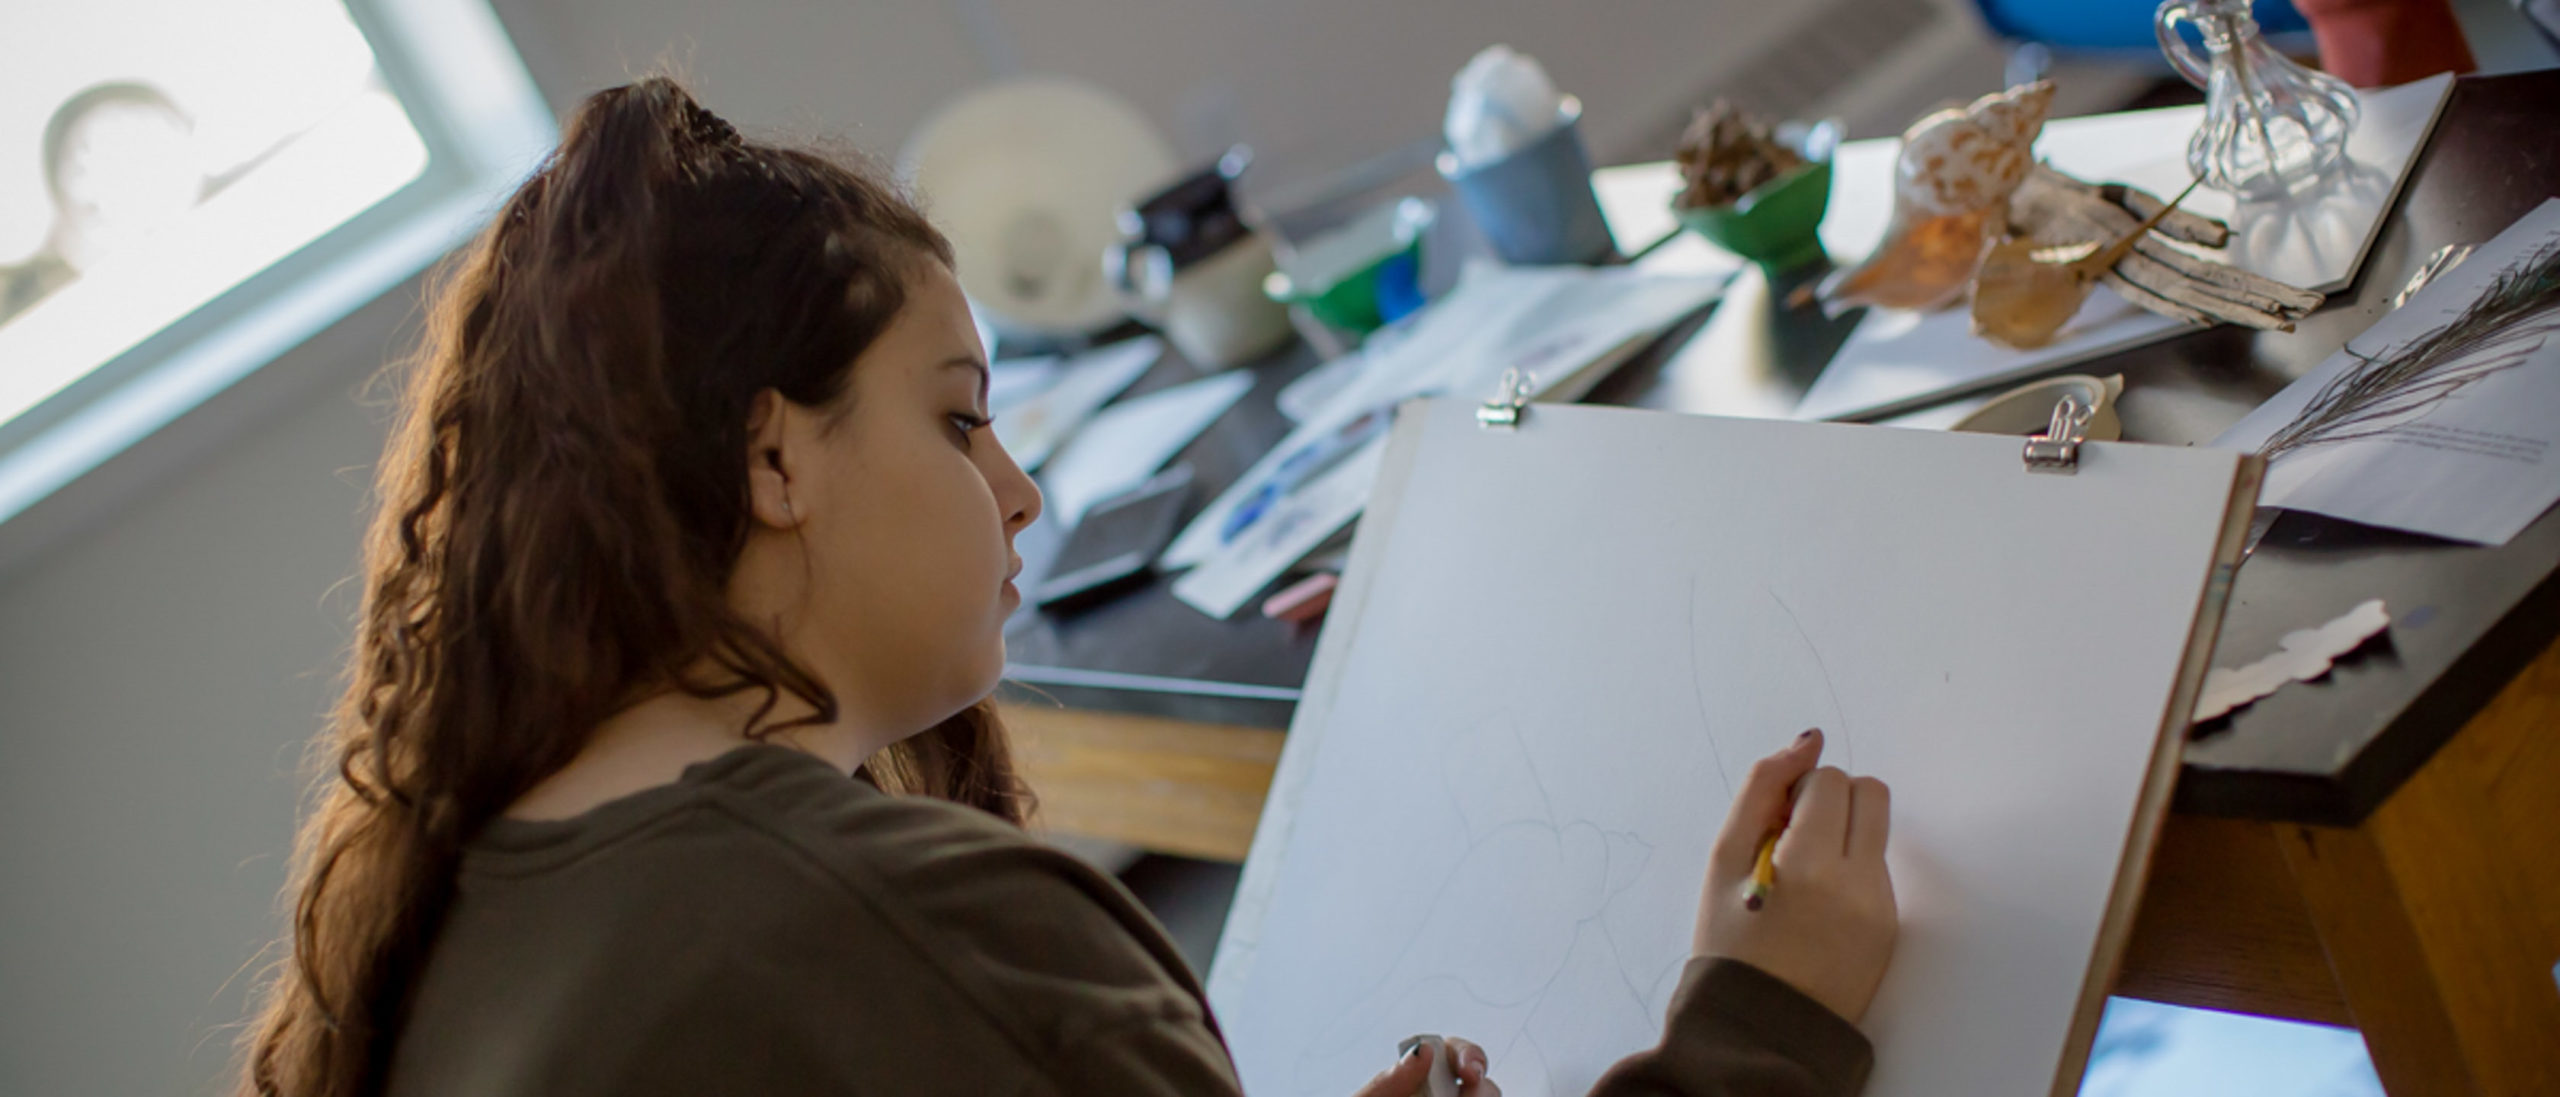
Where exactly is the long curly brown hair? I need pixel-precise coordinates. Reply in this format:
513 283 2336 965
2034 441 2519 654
238 77 1033 1097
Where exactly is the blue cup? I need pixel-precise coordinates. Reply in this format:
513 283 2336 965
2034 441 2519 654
1438 97 1615 266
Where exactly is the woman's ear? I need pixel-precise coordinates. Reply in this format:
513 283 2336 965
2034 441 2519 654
744 389 801 530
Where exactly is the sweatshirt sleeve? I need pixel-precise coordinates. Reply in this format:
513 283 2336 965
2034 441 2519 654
1587 958 1875 1097
1047 1016 1248 1097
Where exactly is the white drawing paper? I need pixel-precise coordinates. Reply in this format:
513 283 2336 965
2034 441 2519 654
1211 400 2252 1097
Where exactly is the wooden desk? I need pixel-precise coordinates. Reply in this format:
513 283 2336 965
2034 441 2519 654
999 70 2560 1095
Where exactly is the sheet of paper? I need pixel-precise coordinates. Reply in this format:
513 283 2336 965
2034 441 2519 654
1168 438 1386 619
1795 293 2185 422
1786 74 2454 422
1211 400 2253 1097
1162 264 1721 574
2214 199 2560 545
1166 269 1719 618
1590 161 1748 280
991 336 1161 471
1278 340 1386 424
1037 370 1254 527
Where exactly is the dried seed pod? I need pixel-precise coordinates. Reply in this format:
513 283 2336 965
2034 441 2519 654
1673 100 1807 210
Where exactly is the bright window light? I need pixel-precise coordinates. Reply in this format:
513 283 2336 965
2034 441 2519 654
0 0 551 527
0 0 425 426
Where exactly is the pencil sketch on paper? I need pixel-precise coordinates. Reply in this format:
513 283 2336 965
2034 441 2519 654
1287 715 1687 1097
1270 580 1863 1097
1687 576 1855 776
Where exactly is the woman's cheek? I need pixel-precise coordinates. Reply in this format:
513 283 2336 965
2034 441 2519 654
920 458 1006 633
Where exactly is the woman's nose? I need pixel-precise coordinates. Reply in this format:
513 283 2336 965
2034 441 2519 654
994 444 1042 532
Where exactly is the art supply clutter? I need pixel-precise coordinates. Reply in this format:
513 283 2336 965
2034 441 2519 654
1792 74 2454 422
1162 263 1723 618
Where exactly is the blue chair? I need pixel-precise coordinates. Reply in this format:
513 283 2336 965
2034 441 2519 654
1976 0 2314 85
1978 0 2309 49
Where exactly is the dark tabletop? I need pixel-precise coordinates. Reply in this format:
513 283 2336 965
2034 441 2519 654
1005 69 2560 826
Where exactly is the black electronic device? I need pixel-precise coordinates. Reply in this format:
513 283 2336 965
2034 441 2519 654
1034 464 1194 610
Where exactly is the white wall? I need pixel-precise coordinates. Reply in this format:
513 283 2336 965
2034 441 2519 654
489 0 1733 171
0 3 2028 1094
485 0 2009 196
0 324 390 1094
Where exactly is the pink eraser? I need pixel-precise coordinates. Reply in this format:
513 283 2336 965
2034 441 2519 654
1261 571 1340 623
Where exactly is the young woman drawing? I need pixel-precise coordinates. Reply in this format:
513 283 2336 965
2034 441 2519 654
240 78 1899 1097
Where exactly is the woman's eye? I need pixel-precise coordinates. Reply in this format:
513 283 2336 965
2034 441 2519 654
948 412 991 442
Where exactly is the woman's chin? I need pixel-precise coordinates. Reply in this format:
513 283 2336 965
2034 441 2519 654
964 638 1008 705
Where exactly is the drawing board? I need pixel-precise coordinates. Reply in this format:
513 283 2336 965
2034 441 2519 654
1208 401 2258 1097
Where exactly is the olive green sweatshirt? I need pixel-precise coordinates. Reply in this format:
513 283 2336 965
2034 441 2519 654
383 744 1872 1097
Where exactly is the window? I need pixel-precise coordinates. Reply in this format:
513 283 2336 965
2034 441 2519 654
0 0 552 525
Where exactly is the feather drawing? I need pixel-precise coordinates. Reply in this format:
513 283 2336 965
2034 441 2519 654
2259 239 2560 462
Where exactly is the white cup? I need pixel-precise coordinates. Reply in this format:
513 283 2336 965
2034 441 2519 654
1107 233 1295 370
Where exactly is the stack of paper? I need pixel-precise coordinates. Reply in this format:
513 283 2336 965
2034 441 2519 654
1165 263 1723 618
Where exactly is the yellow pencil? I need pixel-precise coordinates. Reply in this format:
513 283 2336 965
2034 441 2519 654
1744 832 1779 911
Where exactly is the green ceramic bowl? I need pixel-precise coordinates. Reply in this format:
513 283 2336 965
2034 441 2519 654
1265 244 1416 333
1673 158 1833 272
1266 198 1433 334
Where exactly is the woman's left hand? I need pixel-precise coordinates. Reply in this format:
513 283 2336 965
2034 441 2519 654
1348 1036 1501 1097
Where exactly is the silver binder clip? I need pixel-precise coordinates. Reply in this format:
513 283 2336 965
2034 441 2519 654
2024 394 2092 474
1478 369 1535 430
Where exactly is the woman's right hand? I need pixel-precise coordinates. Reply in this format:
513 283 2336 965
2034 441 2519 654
1350 1037 1498 1097
1691 729 1898 1024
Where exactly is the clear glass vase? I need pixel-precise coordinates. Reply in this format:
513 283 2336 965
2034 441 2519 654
2155 0 2362 199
